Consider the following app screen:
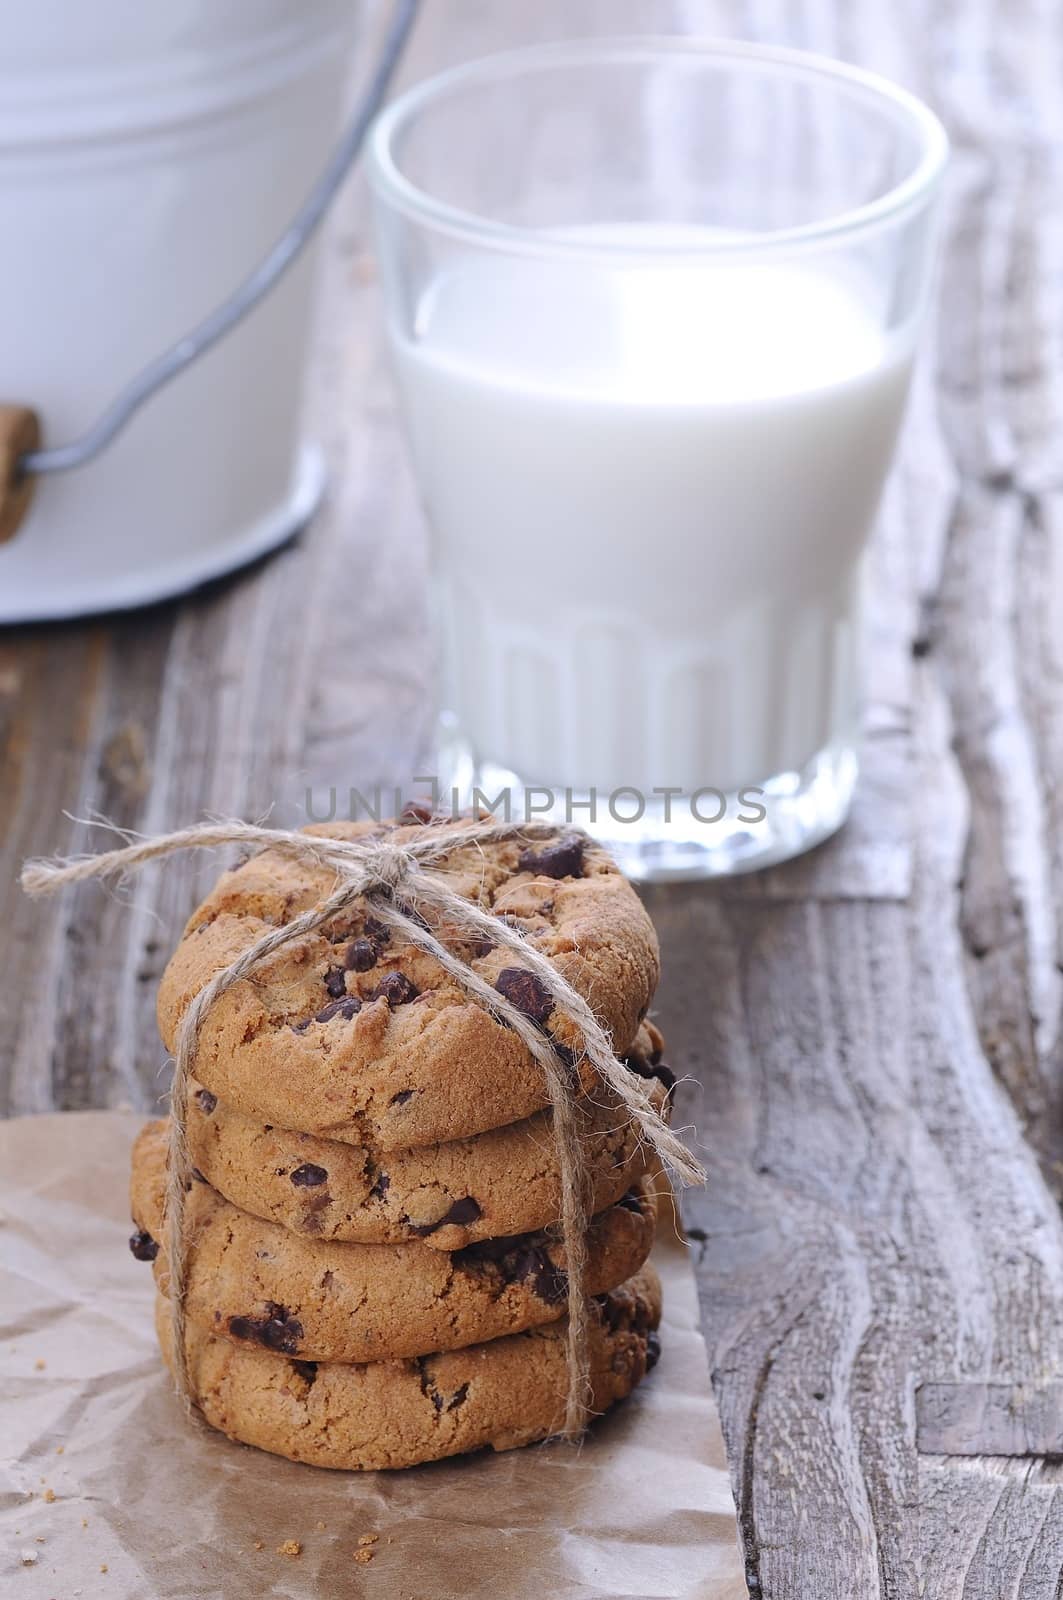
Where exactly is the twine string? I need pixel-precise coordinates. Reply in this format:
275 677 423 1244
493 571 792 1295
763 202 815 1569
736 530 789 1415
22 819 704 1438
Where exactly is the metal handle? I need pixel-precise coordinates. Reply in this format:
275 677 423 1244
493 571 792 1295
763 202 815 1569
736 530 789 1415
17 0 419 481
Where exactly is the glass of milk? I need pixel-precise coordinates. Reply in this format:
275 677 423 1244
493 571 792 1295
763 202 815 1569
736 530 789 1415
368 40 946 880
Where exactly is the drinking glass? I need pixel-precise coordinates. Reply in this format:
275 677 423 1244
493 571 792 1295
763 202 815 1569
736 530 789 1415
368 39 946 880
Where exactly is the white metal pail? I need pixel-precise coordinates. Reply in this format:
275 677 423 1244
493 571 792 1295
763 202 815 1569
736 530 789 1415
0 1 357 622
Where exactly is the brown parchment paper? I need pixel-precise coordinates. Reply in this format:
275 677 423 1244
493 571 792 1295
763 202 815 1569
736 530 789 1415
0 1112 744 1599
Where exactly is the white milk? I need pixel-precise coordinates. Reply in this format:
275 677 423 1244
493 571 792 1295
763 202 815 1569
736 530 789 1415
392 230 914 796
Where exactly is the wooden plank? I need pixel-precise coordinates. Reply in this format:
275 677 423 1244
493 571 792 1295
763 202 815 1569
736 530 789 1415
0 626 116 1114
904 0 1063 1580
648 892 921 1597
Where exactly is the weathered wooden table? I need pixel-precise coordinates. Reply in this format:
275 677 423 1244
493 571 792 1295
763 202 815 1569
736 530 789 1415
2 3 1059 1594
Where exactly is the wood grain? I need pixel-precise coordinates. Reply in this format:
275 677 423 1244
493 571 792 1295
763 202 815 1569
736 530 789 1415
2 1 1062 1595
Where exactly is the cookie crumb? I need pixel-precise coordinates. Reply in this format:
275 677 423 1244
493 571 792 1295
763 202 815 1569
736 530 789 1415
277 1540 301 1558
43 1487 56 1503
253 1540 263 1551
353 1548 374 1566
19 1549 37 1566
100 1563 108 1574
56 1446 64 1455
81 1517 88 1529
358 1533 378 1546
315 1520 326 1532
34 1358 46 1371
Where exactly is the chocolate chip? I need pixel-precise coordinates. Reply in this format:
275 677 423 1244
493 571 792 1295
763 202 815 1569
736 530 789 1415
292 1360 318 1385
616 1189 645 1215
128 1229 158 1262
624 1052 677 1095
415 1359 468 1413
364 915 391 946
372 971 419 1007
495 967 553 1027
345 937 378 973
290 1163 328 1188
368 1170 390 1200
390 1089 414 1107
518 833 585 880
408 1196 482 1238
324 965 347 999
551 1042 581 1075
399 801 434 825
518 1246 567 1304
645 1331 662 1372
228 1303 304 1355
313 994 362 1024
468 936 495 959
415 1358 445 1412
455 1234 567 1305
292 992 363 1031
195 1088 217 1115
594 1291 624 1334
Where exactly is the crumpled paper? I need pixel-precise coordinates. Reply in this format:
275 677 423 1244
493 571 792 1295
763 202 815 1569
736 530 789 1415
0 1112 744 1599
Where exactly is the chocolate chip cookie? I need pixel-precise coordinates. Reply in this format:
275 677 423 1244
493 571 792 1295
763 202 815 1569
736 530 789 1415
153 1263 661 1470
131 1120 657 1362
156 821 659 1150
183 1021 674 1249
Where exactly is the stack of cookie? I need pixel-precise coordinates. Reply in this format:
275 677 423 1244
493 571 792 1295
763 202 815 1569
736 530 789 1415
129 821 674 1470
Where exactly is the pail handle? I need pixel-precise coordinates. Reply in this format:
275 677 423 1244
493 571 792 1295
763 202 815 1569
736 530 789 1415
0 0 419 544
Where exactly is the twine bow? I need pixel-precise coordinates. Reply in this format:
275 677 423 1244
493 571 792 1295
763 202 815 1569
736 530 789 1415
22 818 704 1437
